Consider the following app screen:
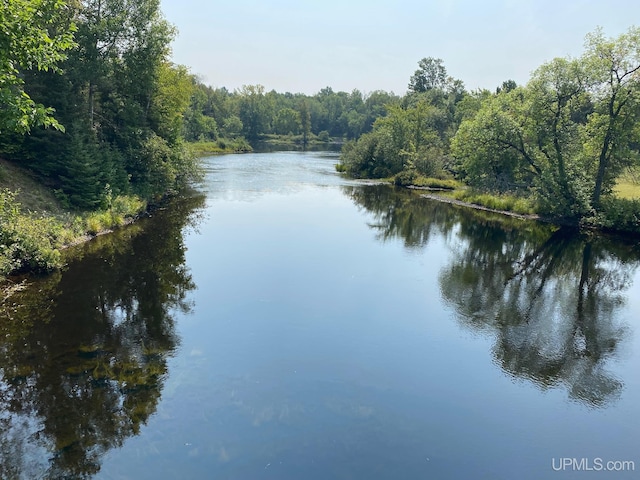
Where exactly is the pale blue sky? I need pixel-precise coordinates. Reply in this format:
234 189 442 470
159 0 640 95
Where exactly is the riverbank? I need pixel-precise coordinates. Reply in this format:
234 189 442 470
410 183 639 235
188 139 253 156
0 158 148 282
419 192 542 221
361 171 639 235
258 133 343 151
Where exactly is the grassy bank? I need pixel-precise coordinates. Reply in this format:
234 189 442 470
351 166 640 233
407 173 639 233
445 190 539 215
259 133 343 149
1 159 147 279
188 138 253 156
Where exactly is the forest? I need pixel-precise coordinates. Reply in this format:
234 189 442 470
337 30 640 231
1 0 639 278
181 83 399 152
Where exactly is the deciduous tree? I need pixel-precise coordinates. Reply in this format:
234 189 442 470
0 0 75 133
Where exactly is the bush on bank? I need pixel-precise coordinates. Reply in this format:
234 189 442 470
1 188 147 277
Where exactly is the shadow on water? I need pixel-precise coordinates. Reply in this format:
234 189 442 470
344 184 640 408
0 191 205 479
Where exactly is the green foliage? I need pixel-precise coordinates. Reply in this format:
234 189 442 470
131 135 200 200
184 110 218 141
408 57 448 93
237 84 271 141
590 197 640 233
0 153 152 278
451 26 640 224
339 75 463 180
273 108 301 135
0 189 62 274
0 0 201 210
451 89 537 193
298 98 312 146
71 194 145 238
452 189 539 215
110 195 146 218
1 184 149 277
583 27 640 207
0 0 76 134
393 169 418 186
150 63 194 144
180 81 399 150
57 126 112 209
221 115 244 138
188 139 253 156
339 132 395 178
408 176 459 189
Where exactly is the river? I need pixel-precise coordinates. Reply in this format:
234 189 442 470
1 151 639 479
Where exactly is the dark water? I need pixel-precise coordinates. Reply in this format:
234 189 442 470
1 151 639 479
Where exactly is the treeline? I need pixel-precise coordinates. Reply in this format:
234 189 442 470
338 28 640 229
0 0 401 210
182 82 400 147
1 0 198 210
339 57 466 180
0 0 203 276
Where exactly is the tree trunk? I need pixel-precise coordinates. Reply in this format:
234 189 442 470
592 128 613 209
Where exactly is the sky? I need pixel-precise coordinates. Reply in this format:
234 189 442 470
159 0 640 95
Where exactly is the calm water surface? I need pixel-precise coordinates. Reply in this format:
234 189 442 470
1 151 639 479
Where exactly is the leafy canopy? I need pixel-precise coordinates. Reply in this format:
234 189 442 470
0 0 76 133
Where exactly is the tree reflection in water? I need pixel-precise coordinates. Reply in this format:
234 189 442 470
344 184 640 408
0 192 204 479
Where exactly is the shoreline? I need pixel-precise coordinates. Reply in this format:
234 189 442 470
59 215 140 250
1 214 142 298
419 192 543 221
416 190 640 237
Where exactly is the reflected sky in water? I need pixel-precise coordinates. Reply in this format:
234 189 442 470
1 152 639 479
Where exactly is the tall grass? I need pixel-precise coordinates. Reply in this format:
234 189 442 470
82 195 146 235
451 189 539 215
1 191 147 277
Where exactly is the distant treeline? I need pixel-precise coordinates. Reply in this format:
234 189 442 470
182 83 400 146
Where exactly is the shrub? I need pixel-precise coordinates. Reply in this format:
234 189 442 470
85 215 103 235
394 169 417 186
111 195 146 218
1 189 63 274
596 197 640 233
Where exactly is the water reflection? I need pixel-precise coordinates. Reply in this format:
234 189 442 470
346 184 459 248
344 184 640 407
0 192 204 479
